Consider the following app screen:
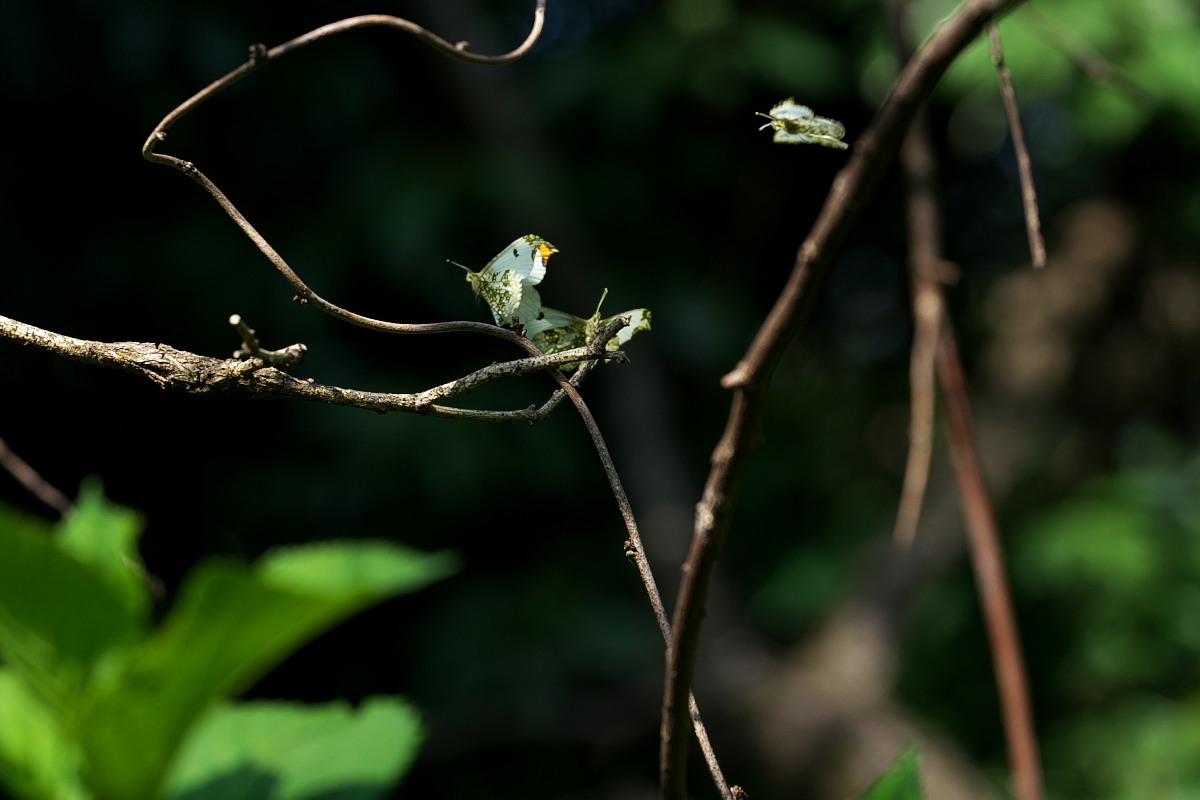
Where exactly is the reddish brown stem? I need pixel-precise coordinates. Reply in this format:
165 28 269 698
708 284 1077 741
937 331 1043 800
660 1 1025 797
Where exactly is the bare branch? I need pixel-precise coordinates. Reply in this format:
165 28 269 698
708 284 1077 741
988 21 1046 269
0 436 74 518
538 321 732 800
660 1 1026 796
886 0 950 551
893 113 950 548
888 8 1044 797
0 313 616 422
143 3 548 163
141 4 549 342
937 332 1044 800
230 314 307 367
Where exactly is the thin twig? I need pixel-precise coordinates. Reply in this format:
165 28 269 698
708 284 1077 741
141 4 547 342
889 8 1043 797
158 160 526 342
893 118 949 548
886 2 951 548
143 4 547 162
543 350 733 800
988 20 1046 270
660 1 1025 797
0 436 74 517
937 331 1043 800
230 314 308 367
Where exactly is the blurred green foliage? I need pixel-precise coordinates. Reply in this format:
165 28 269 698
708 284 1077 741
0 483 452 799
853 748 923 800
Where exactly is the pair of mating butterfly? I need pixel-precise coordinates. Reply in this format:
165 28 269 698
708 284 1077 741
456 235 651 370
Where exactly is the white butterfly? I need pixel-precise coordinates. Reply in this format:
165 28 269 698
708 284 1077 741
455 235 557 326
525 289 651 371
756 99 848 150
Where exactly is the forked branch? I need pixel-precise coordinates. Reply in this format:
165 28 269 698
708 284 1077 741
660 1 1026 797
0 312 627 422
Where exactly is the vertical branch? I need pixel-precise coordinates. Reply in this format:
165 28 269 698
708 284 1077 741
660 1 1025 797
988 21 1046 269
937 333 1044 800
890 6 1044 798
525 342 732 800
893 111 949 548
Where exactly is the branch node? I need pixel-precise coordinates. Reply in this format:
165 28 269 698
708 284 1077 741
229 314 308 367
248 42 268 63
720 363 751 389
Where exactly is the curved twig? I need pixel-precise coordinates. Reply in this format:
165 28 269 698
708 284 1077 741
531 320 731 799
660 1 1025 797
141 3 548 341
143 4 547 162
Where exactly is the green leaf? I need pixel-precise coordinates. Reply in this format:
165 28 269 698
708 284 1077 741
0 668 88 800
56 478 151 621
0 502 145 716
165 697 423 800
258 540 458 598
852 749 923 800
79 541 454 799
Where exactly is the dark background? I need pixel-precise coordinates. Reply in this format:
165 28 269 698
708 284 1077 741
2 0 1199 798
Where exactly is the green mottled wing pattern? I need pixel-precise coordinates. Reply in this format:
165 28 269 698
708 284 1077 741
529 308 592 357
529 302 652 371
463 235 556 326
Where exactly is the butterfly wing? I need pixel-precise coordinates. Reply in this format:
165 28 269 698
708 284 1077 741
471 269 524 325
528 307 590 354
469 235 557 325
601 309 652 348
758 99 848 150
769 99 815 121
482 235 556 287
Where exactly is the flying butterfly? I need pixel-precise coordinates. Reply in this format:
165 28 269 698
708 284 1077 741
756 99 849 150
525 289 651 371
453 235 557 326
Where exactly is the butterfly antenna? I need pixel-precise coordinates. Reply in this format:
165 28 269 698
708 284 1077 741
592 288 610 318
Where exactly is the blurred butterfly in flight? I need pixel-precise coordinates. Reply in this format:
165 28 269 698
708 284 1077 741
525 289 651 371
756 99 849 150
454 235 557 326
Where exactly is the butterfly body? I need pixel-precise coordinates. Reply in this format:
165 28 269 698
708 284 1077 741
756 98 848 150
460 235 557 326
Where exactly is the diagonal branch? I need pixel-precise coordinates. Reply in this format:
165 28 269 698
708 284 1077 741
988 21 1046 270
539 331 732 800
659 0 1025 796
937 328 1044 800
0 436 74 518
